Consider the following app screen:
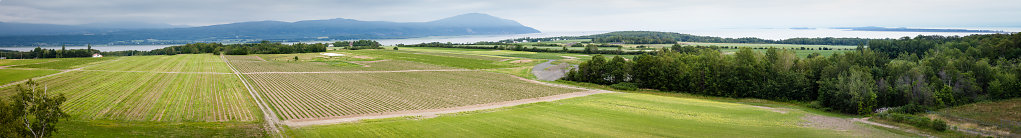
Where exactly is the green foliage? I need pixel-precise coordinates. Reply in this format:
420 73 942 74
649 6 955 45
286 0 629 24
875 113 947 132
101 41 327 56
818 67 878 114
2 80 70 138
336 40 383 50
610 82 638 90
932 119 948 131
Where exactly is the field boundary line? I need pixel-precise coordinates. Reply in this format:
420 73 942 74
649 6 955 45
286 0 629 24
0 58 120 89
241 69 471 74
221 54 282 137
282 90 610 127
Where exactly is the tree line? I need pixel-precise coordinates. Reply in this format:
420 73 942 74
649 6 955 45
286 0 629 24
334 40 383 50
564 32 1021 115
0 45 100 59
1 41 330 59
399 42 650 55
501 31 877 45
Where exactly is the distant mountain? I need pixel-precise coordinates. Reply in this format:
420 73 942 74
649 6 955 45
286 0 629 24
0 21 188 36
0 13 540 46
79 21 189 29
833 26 1006 33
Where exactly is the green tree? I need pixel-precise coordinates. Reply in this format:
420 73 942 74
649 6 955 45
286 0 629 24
1 80 69 138
818 67 878 114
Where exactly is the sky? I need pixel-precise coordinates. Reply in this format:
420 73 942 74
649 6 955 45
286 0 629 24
1 0 1019 31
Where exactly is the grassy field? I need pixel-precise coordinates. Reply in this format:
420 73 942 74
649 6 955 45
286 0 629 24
286 93 903 137
934 98 1021 136
0 69 61 85
55 120 265 137
84 54 231 73
246 71 581 120
0 58 55 66
343 49 529 69
11 57 112 69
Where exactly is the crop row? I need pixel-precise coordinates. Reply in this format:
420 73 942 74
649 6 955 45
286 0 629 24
1 71 260 122
246 71 581 120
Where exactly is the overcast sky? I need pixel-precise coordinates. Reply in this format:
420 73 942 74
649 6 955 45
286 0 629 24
1 0 1018 31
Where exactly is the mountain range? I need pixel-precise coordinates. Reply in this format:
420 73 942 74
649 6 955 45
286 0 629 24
0 13 540 46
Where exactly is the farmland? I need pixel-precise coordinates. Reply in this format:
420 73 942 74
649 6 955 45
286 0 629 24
10 57 111 69
84 54 231 73
0 47 915 137
245 70 581 120
0 54 261 122
0 69 61 85
286 93 905 137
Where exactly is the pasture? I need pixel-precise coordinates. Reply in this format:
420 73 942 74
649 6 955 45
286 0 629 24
287 93 905 137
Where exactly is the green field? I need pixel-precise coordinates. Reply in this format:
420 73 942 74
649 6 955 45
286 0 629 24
55 120 265 137
343 49 528 69
84 54 231 73
934 98 1021 136
11 57 112 69
287 93 903 137
2 71 260 121
0 58 55 66
0 69 61 85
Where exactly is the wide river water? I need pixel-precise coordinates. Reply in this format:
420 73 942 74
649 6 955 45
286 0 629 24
2 27 1018 52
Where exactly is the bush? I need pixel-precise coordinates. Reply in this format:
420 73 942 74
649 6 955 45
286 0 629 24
932 119 948 131
876 113 948 131
888 104 929 114
610 82 638 90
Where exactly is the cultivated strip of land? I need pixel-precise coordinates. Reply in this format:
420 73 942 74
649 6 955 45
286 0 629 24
220 54 282 136
0 58 118 89
283 90 609 127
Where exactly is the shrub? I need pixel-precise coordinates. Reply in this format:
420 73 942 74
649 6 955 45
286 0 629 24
610 82 638 91
931 119 948 131
876 113 949 131
888 104 928 114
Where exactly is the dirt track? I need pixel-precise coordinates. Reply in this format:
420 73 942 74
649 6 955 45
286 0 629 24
221 54 282 137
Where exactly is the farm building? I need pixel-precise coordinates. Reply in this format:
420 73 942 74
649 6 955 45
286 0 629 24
92 53 103 57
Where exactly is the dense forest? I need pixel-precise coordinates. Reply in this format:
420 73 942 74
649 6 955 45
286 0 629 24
564 33 1021 115
501 31 877 45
